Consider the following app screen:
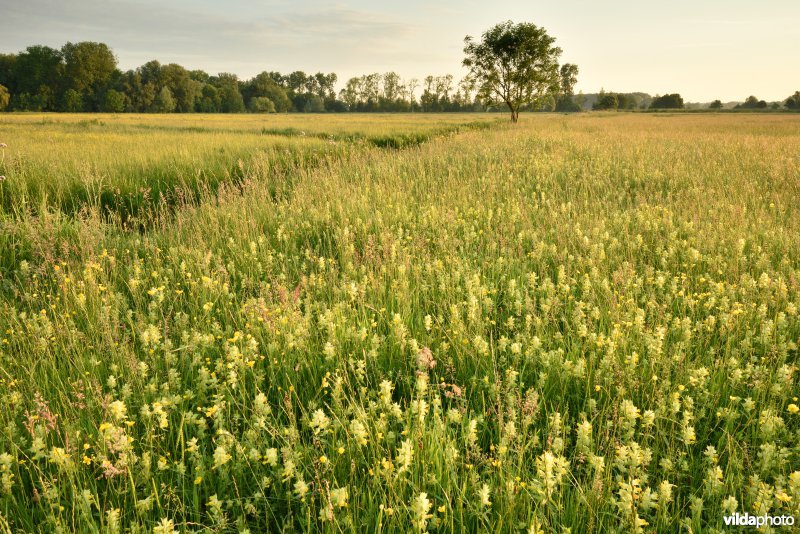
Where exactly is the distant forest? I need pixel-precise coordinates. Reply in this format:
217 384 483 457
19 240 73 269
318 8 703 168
0 42 798 113
0 42 482 113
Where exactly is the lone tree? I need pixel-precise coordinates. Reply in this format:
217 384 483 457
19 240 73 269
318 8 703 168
463 21 562 122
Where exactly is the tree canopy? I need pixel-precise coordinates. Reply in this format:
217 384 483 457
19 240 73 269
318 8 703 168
463 21 564 122
555 64 581 112
593 92 619 111
736 95 767 109
650 93 684 109
62 41 117 109
559 63 579 96
0 42 488 114
785 91 800 110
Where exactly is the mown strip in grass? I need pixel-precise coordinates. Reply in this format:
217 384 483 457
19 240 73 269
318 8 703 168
261 119 500 148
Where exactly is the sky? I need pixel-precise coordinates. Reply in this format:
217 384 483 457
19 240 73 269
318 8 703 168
1 0 798 102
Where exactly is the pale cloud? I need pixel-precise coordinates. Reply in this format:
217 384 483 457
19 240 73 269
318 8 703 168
1 0 434 82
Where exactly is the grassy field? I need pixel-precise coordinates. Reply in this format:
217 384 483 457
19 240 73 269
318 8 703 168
0 113 799 532
0 113 497 225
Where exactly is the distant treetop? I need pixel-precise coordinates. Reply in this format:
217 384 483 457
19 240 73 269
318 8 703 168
650 93 684 109
786 91 800 110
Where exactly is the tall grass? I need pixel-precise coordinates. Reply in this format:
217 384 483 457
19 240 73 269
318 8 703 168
0 114 501 224
0 113 798 532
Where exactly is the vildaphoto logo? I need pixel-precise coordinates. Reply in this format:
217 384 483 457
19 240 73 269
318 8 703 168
723 513 795 528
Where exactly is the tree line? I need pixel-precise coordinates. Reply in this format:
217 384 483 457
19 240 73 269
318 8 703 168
0 40 796 115
0 42 494 113
590 91 800 111
589 91 684 110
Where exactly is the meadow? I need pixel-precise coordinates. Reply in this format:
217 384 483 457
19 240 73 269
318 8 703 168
0 113 496 226
0 112 798 533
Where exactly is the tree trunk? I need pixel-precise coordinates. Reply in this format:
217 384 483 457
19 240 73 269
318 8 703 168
505 101 518 123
